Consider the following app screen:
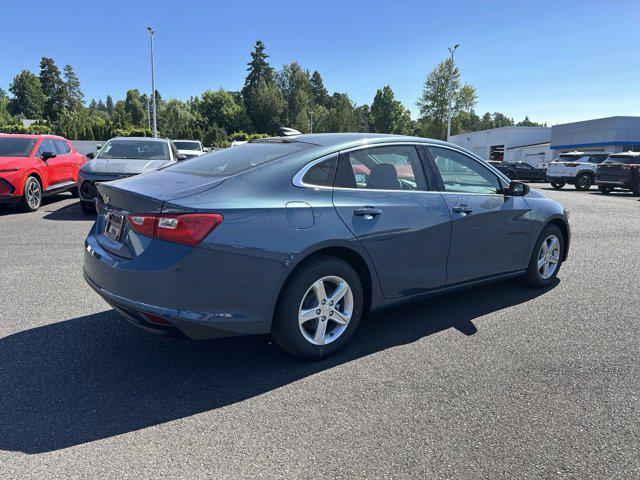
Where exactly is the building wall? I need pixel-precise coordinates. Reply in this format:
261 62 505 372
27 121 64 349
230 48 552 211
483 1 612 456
551 116 640 154
449 127 552 161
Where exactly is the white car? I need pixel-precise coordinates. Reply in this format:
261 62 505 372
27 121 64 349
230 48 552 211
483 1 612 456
173 140 205 159
546 151 609 190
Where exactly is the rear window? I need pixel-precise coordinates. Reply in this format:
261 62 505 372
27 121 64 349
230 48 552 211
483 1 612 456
604 155 640 165
174 141 201 151
165 141 313 177
0 137 36 157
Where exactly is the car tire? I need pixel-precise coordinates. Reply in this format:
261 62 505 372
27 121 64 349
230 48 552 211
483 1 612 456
574 173 593 191
524 224 564 288
19 176 42 212
272 255 364 360
632 180 640 196
598 185 612 194
80 201 95 214
550 180 565 189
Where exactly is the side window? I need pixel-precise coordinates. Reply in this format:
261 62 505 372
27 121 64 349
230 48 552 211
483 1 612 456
301 155 337 187
54 140 71 154
428 146 502 194
334 145 427 191
590 154 607 164
36 139 56 157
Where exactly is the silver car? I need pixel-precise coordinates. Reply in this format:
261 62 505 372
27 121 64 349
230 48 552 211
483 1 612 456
78 137 182 214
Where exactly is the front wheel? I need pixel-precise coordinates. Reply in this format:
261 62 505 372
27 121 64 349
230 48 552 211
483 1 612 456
524 224 564 288
574 173 593 191
632 180 640 196
598 185 612 194
272 256 364 360
19 176 42 212
550 180 565 189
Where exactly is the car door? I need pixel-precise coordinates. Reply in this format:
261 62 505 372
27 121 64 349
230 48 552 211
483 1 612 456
425 146 531 285
36 139 66 187
332 144 451 299
53 140 74 181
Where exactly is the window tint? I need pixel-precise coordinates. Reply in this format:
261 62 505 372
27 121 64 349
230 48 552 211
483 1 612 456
589 154 608 163
54 140 71 154
301 155 337 187
97 139 170 160
428 146 502 194
0 138 36 157
165 141 313 177
334 145 426 191
37 139 57 157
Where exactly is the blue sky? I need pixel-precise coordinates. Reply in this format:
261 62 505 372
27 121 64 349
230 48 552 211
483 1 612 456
1 0 638 125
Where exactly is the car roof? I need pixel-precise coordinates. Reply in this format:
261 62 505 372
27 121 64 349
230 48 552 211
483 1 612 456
110 136 169 142
609 151 640 157
288 133 447 148
0 133 68 140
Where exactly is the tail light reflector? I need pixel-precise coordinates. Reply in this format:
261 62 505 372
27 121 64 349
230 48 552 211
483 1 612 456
126 213 223 246
144 313 173 325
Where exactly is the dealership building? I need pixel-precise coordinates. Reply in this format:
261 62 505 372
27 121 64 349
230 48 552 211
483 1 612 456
449 116 640 166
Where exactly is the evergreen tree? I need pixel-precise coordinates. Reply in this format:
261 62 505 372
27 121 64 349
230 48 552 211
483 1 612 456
124 89 147 126
8 70 46 118
370 86 412 135
310 71 330 107
278 62 313 132
39 57 66 120
105 95 114 114
63 65 84 110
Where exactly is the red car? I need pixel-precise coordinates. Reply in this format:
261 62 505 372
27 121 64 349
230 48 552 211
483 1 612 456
0 134 86 211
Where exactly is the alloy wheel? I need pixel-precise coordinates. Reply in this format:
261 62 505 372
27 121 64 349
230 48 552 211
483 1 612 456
27 180 41 209
298 275 354 346
537 235 560 280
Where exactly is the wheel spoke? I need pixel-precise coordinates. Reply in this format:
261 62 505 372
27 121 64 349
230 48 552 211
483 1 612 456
548 237 559 252
332 309 350 326
299 308 318 325
538 257 546 269
313 319 327 345
549 254 560 264
542 262 549 278
312 280 327 302
328 282 348 304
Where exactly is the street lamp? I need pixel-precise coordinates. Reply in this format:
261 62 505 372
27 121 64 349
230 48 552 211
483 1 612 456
446 43 460 141
147 26 157 138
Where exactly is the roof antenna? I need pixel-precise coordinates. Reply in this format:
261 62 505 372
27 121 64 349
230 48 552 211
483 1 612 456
279 127 302 136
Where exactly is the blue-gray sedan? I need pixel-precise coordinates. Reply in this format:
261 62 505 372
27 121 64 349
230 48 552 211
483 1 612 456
83 133 570 359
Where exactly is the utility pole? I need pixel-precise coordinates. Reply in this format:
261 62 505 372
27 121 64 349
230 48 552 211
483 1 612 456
147 26 158 138
147 96 151 132
310 110 314 133
447 43 459 141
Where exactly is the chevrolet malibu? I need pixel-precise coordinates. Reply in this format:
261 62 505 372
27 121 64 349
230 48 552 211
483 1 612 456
84 134 570 359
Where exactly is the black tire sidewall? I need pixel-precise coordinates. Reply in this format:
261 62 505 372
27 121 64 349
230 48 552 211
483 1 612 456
575 173 593 191
525 224 564 288
80 201 95 214
551 181 564 189
272 256 364 360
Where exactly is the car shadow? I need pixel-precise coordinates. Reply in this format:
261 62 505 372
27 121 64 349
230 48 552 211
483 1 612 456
0 277 558 454
0 193 75 217
42 199 95 221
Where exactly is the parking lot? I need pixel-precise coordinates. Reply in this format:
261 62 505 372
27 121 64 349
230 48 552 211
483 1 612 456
0 185 638 479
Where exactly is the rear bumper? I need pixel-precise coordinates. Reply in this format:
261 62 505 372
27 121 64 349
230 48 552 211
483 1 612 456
83 225 283 340
595 179 630 188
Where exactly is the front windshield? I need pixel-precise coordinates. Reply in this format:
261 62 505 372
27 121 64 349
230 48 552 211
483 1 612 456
97 139 170 160
164 141 313 177
174 141 201 151
0 138 36 157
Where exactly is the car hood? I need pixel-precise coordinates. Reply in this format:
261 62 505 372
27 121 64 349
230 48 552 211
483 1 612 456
81 158 175 175
0 157 24 170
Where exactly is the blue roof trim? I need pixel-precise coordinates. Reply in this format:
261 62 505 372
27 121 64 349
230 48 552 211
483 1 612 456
551 141 640 150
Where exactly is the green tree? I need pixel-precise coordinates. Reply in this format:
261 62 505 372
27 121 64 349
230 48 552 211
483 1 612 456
278 62 313 132
199 89 247 133
39 57 66 120
354 104 371 132
241 40 284 133
310 70 330 107
0 87 16 124
63 65 84 110
416 57 477 139
8 70 46 118
491 112 514 128
159 99 195 138
105 95 114 114
516 116 546 127
124 89 147 126
370 86 412 135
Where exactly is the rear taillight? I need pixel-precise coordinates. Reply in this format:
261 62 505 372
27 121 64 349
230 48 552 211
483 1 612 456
126 213 223 246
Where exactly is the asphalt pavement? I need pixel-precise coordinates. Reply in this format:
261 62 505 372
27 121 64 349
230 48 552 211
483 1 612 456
0 185 638 479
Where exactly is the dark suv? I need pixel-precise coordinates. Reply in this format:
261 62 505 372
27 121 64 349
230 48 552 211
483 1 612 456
595 152 640 195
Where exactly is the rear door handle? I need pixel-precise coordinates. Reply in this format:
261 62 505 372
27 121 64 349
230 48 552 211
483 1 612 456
354 207 382 218
452 205 473 215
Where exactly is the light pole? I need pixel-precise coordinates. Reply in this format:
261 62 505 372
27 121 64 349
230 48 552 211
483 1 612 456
446 43 459 141
147 26 158 138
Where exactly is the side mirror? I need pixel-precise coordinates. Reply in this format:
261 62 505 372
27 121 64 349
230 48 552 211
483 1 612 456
96 144 102 150
507 181 530 196
86 152 95 160
41 151 57 161
177 154 187 161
